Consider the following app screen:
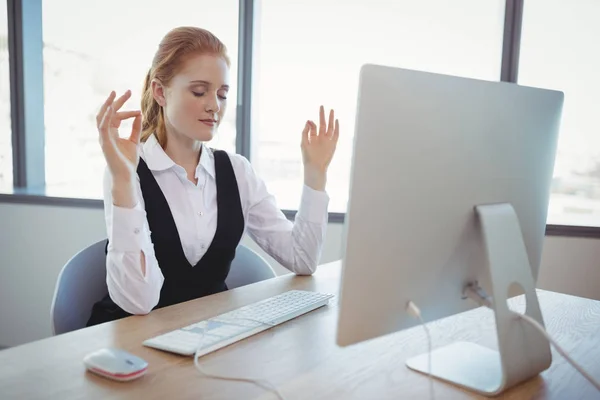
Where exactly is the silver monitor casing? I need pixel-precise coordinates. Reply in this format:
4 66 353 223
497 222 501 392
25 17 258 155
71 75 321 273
336 64 564 396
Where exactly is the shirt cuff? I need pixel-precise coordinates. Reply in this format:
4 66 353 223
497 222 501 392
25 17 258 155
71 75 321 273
296 185 330 224
109 203 148 253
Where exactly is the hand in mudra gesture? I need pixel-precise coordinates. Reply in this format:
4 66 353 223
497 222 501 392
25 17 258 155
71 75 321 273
97 90 142 181
301 105 340 173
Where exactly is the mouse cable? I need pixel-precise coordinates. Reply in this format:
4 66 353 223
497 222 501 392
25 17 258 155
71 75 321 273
194 317 288 400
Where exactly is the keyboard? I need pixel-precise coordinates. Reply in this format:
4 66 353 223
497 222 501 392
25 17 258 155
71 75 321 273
143 290 334 356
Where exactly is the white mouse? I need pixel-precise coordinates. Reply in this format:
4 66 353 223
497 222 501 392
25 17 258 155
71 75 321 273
83 348 148 382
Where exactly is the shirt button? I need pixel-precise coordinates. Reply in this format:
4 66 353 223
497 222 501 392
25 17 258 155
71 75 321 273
198 211 203 217
133 228 140 234
201 244 206 250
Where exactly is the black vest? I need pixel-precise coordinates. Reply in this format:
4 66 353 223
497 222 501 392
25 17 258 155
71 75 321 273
87 150 245 326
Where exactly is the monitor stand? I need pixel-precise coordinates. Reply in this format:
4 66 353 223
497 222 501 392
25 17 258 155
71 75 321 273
405 203 552 396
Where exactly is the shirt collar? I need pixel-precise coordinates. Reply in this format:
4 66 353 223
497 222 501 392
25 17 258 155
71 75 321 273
142 134 175 171
142 133 215 180
197 144 215 180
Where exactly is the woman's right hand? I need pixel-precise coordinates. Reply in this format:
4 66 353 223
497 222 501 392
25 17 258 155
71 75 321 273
97 90 142 183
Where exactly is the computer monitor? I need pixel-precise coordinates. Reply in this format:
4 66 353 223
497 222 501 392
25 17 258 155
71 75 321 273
336 64 564 396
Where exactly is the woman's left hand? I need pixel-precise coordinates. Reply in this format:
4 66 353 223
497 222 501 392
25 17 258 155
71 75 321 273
301 106 340 191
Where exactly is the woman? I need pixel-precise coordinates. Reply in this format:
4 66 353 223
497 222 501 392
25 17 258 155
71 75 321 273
87 26 339 326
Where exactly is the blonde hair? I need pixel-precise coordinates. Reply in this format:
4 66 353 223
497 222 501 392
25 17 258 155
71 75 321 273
140 27 230 147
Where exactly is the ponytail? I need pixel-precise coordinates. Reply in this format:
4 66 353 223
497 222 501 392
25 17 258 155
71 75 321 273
140 69 167 147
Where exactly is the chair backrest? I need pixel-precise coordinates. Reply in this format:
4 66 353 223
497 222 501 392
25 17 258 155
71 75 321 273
50 239 109 335
226 245 276 289
50 241 275 335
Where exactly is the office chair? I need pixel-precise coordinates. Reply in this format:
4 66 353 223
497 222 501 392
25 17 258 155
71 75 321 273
50 239 109 336
226 245 276 290
50 240 276 335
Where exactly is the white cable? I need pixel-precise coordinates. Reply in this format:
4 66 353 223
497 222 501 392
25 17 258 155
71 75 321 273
514 311 600 392
407 301 435 400
464 284 600 393
194 317 288 400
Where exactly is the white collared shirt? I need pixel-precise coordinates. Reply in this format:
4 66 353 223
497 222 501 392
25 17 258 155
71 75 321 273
104 134 329 315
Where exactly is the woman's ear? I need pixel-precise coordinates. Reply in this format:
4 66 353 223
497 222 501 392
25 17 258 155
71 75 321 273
151 79 166 107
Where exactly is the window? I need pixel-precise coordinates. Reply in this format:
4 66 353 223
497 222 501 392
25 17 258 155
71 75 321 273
42 0 239 198
0 0 11 189
519 0 600 227
252 0 506 212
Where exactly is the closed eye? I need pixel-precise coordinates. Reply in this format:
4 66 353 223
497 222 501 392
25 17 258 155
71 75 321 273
192 91 227 100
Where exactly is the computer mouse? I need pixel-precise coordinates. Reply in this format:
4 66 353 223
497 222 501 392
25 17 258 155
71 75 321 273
83 348 148 382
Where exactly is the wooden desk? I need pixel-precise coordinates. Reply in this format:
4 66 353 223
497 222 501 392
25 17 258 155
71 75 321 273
1 261 599 400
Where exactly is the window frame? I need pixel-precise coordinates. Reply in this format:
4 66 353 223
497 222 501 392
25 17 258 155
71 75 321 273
0 0 596 238
7 0 45 189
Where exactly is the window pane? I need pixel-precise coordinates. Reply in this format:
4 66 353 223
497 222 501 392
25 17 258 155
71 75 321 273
253 0 505 212
520 0 600 227
42 0 239 198
0 0 12 189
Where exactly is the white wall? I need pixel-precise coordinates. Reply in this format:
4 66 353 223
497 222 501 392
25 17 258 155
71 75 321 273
0 203 106 348
537 236 600 301
0 202 598 348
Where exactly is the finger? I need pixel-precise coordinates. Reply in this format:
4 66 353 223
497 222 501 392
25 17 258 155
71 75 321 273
115 110 141 120
112 90 132 112
301 121 310 146
96 91 116 125
99 106 117 154
327 109 334 136
129 113 142 144
333 119 340 142
308 121 318 137
319 105 326 136
98 106 111 140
